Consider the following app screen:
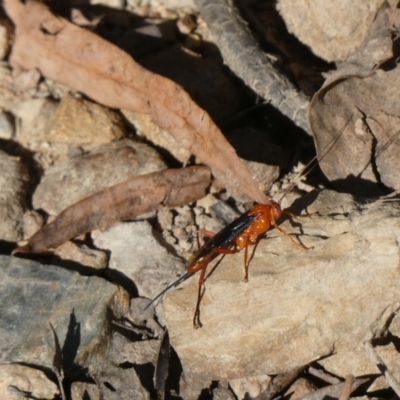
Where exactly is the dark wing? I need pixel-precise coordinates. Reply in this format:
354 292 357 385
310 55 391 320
144 210 259 310
191 210 258 265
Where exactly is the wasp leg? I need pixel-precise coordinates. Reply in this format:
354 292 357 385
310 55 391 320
274 223 313 250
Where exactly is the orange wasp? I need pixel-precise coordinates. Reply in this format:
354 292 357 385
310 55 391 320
146 193 310 328
146 117 351 328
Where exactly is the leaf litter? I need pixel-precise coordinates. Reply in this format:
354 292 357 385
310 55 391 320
4 0 268 204
4 1 400 399
15 166 210 253
309 6 400 194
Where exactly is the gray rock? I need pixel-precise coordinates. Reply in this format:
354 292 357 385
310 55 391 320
277 0 383 62
283 377 315 399
229 376 272 400
93 221 186 300
14 95 127 170
242 159 279 198
14 97 58 149
54 241 108 270
71 381 100 400
163 190 400 380
0 255 130 374
0 63 20 112
13 68 41 93
33 139 167 215
108 331 159 366
129 297 165 338
42 78 70 100
22 210 45 240
0 364 59 400
212 385 237 400
95 364 150 400
0 150 29 241
0 110 14 139
42 94 125 145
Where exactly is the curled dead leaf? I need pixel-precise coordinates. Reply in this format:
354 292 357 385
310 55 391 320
4 0 269 204
309 8 400 195
15 166 211 254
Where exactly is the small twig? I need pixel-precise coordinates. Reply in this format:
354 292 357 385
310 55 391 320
308 366 340 385
194 0 311 134
364 340 400 397
338 374 355 400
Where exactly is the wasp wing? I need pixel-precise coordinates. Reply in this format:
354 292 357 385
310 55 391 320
192 210 258 264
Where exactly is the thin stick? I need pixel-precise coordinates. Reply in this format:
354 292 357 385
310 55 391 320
338 374 355 400
364 340 400 397
308 366 340 385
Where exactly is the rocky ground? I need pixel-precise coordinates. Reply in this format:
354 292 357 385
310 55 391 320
1 0 400 400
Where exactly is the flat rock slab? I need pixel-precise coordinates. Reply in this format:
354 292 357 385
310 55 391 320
163 190 400 380
0 256 130 373
93 221 186 299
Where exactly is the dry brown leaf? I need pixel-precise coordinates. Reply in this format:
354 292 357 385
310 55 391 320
15 166 211 254
4 0 269 204
309 8 400 195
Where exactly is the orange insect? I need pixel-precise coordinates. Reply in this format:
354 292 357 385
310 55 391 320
146 191 312 328
146 116 351 328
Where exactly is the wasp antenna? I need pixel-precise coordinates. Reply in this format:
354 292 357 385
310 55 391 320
144 272 194 310
278 113 353 204
376 129 400 159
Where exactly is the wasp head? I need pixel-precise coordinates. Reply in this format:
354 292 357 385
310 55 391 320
271 201 282 220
